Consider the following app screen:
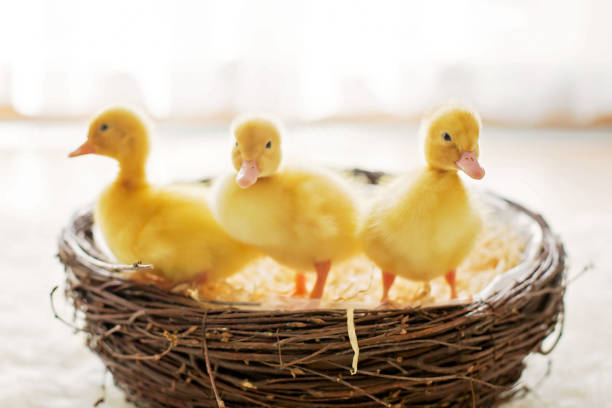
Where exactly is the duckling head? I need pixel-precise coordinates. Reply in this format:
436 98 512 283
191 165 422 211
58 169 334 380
231 116 282 188
422 106 485 179
68 107 149 164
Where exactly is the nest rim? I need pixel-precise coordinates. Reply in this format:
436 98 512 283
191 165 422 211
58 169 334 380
56 169 566 408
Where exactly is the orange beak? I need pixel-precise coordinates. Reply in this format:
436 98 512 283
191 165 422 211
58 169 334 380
68 140 95 158
236 159 260 188
455 150 485 180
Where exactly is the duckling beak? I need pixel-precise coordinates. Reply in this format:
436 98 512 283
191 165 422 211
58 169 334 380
68 140 95 158
455 150 485 180
236 160 260 188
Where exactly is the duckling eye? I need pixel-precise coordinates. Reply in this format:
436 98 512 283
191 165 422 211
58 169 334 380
265 141 272 149
443 132 452 142
235 141 238 147
100 123 108 131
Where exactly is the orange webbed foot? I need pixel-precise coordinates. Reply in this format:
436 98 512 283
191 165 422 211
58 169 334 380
377 297 400 310
291 272 308 297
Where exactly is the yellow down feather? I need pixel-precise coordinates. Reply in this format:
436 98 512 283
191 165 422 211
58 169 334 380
71 107 259 284
213 116 360 272
361 106 484 282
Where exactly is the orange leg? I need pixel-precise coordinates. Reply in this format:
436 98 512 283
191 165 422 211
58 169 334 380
292 272 308 297
310 260 331 299
445 269 457 299
381 271 396 302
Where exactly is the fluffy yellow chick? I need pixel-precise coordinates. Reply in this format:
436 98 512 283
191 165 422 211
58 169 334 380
361 106 485 301
213 117 360 299
68 107 258 287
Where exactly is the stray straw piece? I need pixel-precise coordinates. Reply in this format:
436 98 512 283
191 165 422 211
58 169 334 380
347 307 359 375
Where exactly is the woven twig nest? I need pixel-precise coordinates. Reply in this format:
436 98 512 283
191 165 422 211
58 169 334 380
56 170 566 408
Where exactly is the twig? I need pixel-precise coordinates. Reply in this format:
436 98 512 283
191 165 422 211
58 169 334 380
566 262 593 285
533 359 553 390
327 362 506 390
540 303 565 355
202 311 225 408
100 339 174 361
49 286 83 332
283 344 332 368
470 379 476 408
300 366 389 407
275 328 283 368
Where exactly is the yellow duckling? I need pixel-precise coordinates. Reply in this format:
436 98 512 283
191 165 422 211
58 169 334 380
361 106 485 301
213 117 360 299
68 107 258 287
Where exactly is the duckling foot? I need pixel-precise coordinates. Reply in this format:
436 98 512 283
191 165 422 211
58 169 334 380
381 271 396 303
310 260 331 299
291 272 308 297
377 299 399 310
445 269 458 299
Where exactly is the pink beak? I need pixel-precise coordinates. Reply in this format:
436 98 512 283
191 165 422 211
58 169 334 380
236 160 260 188
455 150 485 180
68 140 95 157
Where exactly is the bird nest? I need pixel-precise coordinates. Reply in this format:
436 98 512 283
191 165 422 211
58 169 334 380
56 170 566 408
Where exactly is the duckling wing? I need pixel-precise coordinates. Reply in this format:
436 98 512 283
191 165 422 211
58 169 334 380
212 169 358 263
131 190 225 282
212 174 295 247
290 171 357 241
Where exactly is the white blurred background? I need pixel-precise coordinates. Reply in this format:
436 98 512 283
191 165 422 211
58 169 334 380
1 2 611 408
0 0 611 125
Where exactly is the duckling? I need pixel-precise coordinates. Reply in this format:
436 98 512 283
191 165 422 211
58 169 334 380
361 106 485 302
213 117 360 299
68 107 259 287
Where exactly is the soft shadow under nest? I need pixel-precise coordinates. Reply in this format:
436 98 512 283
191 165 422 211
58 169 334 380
56 169 566 408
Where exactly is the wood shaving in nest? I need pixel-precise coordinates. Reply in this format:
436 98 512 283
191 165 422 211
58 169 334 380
346 308 359 375
194 219 524 309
